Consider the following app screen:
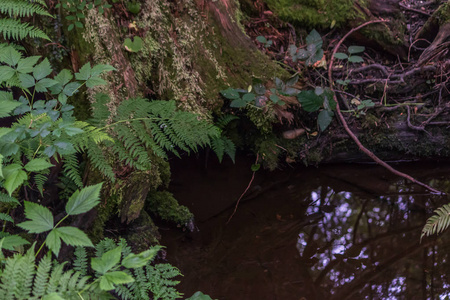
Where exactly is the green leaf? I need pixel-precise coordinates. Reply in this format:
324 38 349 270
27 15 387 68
103 271 134 285
1 235 30 251
0 100 21 118
318 110 334 131
348 56 364 63
63 82 82 96
24 158 54 172
35 78 58 92
33 58 52 81
269 94 280 103
18 73 35 88
54 227 94 247
91 246 122 274
75 63 92 81
86 76 107 88
91 64 115 77
17 56 40 73
123 36 143 52
54 69 73 85
0 66 15 82
220 88 240 100
18 201 54 233
348 45 365 54
122 246 162 268
251 164 260 172
0 46 21 66
3 165 27 196
0 91 13 101
256 36 267 43
230 99 247 108
333 52 348 60
99 276 115 291
297 90 323 112
242 93 255 102
306 29 323 48
68 24 74 31
45 230 61 256
65 183 103 215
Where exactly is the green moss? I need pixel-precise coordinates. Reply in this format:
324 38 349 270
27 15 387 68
146 191 193 225
126 210 160 252
264 0 356 28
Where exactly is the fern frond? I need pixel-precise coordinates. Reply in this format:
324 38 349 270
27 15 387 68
95 238 117 257
34 173 48 195
0 192 19 205
31 254 52 299
86 143 115 181
0 213 13 223
147 264 182 300
422 203 450 240
223 137 236 163
62 153 83 188
0 18 50 41
12 247 36 299
45 262 65 294
0 0 52 18
73 246 88 276
216 114 238 128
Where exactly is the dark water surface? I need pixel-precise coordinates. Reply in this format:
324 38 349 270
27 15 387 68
163 157 450 300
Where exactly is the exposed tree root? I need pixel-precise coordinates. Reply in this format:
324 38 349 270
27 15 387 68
328 20 444 195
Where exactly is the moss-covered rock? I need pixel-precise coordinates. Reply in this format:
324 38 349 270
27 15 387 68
146 191 193 226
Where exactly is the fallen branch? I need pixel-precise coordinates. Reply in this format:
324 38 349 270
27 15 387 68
227 154 259 224
327 20 443 195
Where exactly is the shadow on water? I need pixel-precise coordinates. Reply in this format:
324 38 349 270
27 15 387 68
163 157 450 300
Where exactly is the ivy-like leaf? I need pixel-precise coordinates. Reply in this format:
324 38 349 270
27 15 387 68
18 201 54 233
75 63 92 81
318 109 334 131
63 82 82 96
0 66 15 82
297 90 323 112
65 183 103 215
0 46 21 66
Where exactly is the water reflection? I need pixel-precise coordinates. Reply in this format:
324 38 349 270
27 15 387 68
164 162 450 300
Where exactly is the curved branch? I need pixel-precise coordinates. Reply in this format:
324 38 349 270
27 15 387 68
327 20 443 195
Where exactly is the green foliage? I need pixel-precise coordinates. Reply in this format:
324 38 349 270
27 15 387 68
56 0 112 31
0 45 114 196
18 183 101 256
147 191 193 225
211 115 238 163
186 291 216 300
297 87 336 131
288 29 324 66
0 0 50 41
334 45 365 63
422 203 450 240
88 96 220 180
256 36 273 48
124 36 143 53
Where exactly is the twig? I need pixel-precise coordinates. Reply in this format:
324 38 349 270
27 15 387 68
327 20 443 195
227 154 259 224
399 2 431 16
406 105 429 135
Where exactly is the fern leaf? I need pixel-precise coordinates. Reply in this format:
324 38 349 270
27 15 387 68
45 262 66 294
62 153 83 188
0 192 19 205
0 0 52 18
216 114 238 128
422 203 450 240
73 246 88 276
211 137 225 162
0 253 20 300
0 212 13 223
0 18 50 41
31 254 52 299
13 247 36 299
34 173 48 195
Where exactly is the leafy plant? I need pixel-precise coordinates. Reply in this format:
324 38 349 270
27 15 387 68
56 0 112 31
297 87 336 131
0 0 50 41
0 45 114 196
124 36 143 52
421 203 450 240
334 45 365 63
210 115 238 163
256 36 273 48
288 29 324 66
